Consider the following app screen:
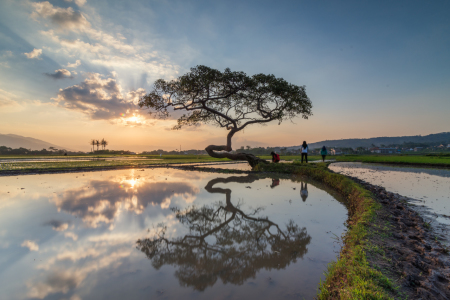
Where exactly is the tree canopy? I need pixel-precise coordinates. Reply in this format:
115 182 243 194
139 65 312 166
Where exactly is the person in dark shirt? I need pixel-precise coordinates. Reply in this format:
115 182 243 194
320 146 328 162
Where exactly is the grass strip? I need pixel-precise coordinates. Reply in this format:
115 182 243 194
256 162 395 299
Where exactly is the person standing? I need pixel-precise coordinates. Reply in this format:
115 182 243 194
320 146 328 162
301 141 308 163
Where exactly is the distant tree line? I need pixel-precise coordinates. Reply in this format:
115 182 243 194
141 149 207 155
0 146 82 155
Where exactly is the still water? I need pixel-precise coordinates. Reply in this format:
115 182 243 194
0 168 346 300
329 162 450 224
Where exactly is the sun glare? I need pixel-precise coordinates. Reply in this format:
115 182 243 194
127 116 139 123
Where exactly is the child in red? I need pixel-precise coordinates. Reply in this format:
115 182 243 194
270 151 280 163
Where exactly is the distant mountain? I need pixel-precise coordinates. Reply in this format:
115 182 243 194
288 132 450 150
0 134 75 151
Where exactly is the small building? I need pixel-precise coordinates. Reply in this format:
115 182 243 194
414 147 423 152
370 147 381 154
330 148 342 155
379 148 396 154
448 144 450 148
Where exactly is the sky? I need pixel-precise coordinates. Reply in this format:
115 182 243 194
0 0 449 152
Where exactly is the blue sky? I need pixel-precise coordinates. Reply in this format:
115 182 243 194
0 0 449 151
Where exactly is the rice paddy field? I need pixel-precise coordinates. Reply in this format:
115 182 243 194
0 155 228 173
334 154 450 167
0 154 326 173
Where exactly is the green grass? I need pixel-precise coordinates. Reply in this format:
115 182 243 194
259 154 323 162
257 162 395 299
335 154 450 166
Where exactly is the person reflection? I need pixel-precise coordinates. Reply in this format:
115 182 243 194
300 182 308 202
270 178 280 188
137 175 311 291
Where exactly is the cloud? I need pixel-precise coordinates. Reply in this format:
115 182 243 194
33 2 179 80
53 73 148 122
34 2 134 54
75 0 87 7
66 60 81 68
32 1 89 30
24 48 42 59
0 88 22 110
45 68 73 79
21 240 39 251
43 220 69 231
0 51 13 68
64 232 78 241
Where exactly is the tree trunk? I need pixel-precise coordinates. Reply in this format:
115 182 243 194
205 145 269 168
205 128 269 168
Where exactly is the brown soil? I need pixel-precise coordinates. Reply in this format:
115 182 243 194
351 177 450 299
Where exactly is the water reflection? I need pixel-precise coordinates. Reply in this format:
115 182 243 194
270 178 280 188
137 175 311 291
54 178 199 227
0 169 347 300
300 182 308 202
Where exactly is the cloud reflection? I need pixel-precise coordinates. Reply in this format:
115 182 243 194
53 178 199 227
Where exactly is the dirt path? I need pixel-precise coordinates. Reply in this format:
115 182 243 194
351 177 450 299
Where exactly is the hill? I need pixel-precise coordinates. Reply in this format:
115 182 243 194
0 134 74 151
288 132 450 150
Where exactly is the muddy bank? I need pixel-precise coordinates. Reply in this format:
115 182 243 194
350 176 450 299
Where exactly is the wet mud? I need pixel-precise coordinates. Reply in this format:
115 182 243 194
350 176 450 299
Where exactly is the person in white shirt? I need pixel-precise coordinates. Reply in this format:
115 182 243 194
301 141 308 163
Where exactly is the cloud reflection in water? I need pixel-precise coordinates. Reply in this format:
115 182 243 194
53 178 199 227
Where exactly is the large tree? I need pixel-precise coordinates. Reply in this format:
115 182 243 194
139 65 312 167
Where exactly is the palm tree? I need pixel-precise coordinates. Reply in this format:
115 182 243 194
90 139 96 152
101 138 109 150
96 140 100 151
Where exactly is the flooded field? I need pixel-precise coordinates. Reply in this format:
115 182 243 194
0 168 346 300
330 162 450 224
0 157 163 163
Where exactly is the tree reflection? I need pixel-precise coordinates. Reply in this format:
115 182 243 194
136 175 311 291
